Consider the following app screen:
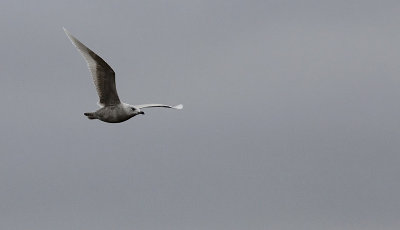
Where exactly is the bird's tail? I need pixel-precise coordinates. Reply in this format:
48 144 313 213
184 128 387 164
84 112 96 120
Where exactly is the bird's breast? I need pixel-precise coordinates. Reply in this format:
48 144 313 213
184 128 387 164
97 106 133 123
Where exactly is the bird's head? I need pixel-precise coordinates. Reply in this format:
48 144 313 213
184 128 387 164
130 107 145 116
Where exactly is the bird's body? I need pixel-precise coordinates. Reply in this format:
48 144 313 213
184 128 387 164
63 28 182 123
84 103 139 123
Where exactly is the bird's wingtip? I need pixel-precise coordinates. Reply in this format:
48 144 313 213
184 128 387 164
173 104 183 110
62 27 71 36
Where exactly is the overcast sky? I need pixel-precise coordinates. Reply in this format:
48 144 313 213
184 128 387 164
1 0 400 230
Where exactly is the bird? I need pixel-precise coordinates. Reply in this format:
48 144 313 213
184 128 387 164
63 28 183 123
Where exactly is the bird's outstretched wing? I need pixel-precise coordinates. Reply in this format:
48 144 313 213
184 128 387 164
63 28 121 106
135 104 183 110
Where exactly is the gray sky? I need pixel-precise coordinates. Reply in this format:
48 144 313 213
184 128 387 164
1 0 400 229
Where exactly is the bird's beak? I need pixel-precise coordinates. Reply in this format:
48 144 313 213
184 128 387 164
139 111 145 115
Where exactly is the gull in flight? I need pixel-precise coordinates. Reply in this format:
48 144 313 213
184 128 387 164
63 28 183 123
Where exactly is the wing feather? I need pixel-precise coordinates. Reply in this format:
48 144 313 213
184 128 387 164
63 28 121 106
135 104 183 110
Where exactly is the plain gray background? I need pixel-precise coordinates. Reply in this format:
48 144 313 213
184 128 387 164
1 0 400 229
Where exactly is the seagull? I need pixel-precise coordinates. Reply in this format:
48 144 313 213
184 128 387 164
63 28 183 123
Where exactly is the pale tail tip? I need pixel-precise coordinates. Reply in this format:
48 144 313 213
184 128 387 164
173 104 183 110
